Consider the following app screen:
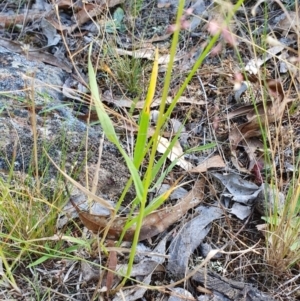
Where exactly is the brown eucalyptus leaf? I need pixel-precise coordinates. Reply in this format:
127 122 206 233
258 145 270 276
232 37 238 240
71 178 205 241
0 11 50 27
65 0 124 33
190 155 225 173
229 124 261 173
56 0 76 9
70 3 103 33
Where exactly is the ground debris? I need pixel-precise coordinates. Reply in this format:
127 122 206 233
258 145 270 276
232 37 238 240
193 269 275 301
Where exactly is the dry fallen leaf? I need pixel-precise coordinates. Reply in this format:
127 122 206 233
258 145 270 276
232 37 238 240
0 38 72 73
229 124 261 173
230 203 252 220
156 137 194 170
102 94 206 109
115 48 181 64
70 3 103 33
228 79 293 146
190 155 225 173
167 205 223 278
245 46 285 75
273 10 300 35
0 11 51 27
211 172 262 206
228 80 286 124
71 178 205 241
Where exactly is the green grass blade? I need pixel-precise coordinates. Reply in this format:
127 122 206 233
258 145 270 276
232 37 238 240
88 44 144 201
133 49 158 167
120 49 160 285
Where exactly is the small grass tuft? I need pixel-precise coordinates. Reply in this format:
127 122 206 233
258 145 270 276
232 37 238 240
0 176 65 258
110 56 146 96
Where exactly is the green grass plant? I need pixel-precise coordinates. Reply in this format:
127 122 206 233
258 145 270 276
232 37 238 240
112 56 145 96
22 273 51 301
262 161 300 272
0 179 64 293
0 178 63 256
88 0 245 288
233 0 300 274
129 0 143 17
0 98 91 293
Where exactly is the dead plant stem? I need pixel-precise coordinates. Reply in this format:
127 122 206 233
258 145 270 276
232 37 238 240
29 74 40 192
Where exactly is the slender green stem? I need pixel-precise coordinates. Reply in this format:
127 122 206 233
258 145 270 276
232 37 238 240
120 1 187 287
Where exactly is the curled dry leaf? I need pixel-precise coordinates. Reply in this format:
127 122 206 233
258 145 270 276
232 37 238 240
211 172 262 205
40 18 61 47
70 178 205 241
230 202 252 220
229 125 261 173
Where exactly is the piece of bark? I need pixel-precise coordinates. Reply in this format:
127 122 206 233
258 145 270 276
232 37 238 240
192 269 275 301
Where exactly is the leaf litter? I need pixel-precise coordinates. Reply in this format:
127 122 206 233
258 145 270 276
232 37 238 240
167 205 223 278
70 178 206 241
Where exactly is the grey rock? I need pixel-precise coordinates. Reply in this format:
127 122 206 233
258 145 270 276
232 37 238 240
0 46 133 204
